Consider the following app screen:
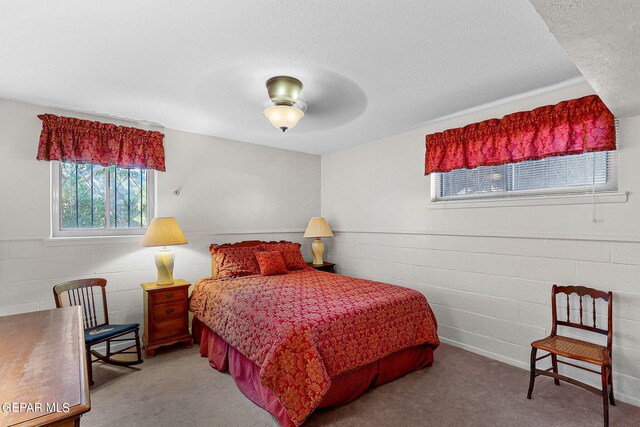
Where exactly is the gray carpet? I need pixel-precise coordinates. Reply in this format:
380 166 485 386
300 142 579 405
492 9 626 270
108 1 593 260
83 343 639 426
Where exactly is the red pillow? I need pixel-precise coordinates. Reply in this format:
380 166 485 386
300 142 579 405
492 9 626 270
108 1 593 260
255 251 288 276
259 242 307 270
211 246 261 278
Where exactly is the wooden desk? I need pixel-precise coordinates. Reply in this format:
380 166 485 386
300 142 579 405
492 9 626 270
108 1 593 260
0 307 91 427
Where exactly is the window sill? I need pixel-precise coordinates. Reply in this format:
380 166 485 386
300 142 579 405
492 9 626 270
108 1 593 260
44 235 144 247
427 191 628 209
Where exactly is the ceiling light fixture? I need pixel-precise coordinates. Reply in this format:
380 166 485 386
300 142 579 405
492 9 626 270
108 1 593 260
263 76 305 132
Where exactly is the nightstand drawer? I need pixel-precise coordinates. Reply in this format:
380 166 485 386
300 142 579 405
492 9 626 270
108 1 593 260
153 301 187 322
151 317 188 340
150 288 187 305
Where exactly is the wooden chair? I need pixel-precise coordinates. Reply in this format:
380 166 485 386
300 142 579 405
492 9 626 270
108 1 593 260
53 278 143 385
527 285 614 426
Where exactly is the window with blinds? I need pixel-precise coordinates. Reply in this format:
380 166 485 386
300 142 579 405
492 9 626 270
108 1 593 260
432 150 618 201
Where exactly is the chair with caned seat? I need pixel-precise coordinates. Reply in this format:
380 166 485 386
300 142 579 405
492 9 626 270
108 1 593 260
53 278 143 385
527 285 614 427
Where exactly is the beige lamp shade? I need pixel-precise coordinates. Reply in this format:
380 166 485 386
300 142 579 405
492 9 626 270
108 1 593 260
141 217 188 247
303 217 334 238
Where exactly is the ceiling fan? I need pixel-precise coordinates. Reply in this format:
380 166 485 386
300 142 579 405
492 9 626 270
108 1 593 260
262 76 306 132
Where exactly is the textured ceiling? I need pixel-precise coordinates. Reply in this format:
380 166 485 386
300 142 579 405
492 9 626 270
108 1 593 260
0 0 580 154
529 0 640 118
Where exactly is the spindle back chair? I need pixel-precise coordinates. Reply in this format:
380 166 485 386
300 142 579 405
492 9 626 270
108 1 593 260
552 285 613 348
527 285 614 427
54 278 110 330
53 278 143 386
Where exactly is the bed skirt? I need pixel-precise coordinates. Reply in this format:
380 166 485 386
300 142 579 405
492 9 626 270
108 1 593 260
192 317 435 426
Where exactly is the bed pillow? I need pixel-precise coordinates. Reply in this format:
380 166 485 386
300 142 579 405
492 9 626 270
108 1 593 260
255 251 288 276
211 246 261 278
259 242 307 270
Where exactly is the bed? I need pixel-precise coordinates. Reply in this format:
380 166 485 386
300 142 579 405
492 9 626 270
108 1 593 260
189 240 439 426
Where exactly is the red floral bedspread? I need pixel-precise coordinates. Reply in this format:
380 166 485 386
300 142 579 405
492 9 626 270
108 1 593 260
189 269 439 425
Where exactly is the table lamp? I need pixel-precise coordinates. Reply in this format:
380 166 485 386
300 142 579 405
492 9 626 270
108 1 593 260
303 217 334 265
141 217 188 285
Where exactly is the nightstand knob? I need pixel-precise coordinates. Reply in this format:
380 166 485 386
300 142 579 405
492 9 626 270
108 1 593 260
165 293 173 299
165 308 175 314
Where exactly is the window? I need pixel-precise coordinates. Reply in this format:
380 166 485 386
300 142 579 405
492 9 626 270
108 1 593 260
432 150 618 201
52 162 155 236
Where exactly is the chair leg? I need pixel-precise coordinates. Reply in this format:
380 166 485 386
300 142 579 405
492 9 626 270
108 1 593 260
551 354 560 386
134 328 143 362
527 346 537 399
601 366 609 427
86 346 94 386
608 363 616 406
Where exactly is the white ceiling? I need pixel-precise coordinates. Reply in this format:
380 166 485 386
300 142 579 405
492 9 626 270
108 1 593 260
530 0 640 118
0 0 581 154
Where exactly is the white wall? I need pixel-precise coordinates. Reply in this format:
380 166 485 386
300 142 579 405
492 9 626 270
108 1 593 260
322 80 640 406
0 99 320 330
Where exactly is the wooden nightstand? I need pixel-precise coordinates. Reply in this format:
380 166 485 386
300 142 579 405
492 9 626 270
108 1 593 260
307 262 336 273
141 279 192 357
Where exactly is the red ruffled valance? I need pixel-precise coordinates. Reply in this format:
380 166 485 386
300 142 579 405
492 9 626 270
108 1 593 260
36 114 166 171
424 95 615 175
